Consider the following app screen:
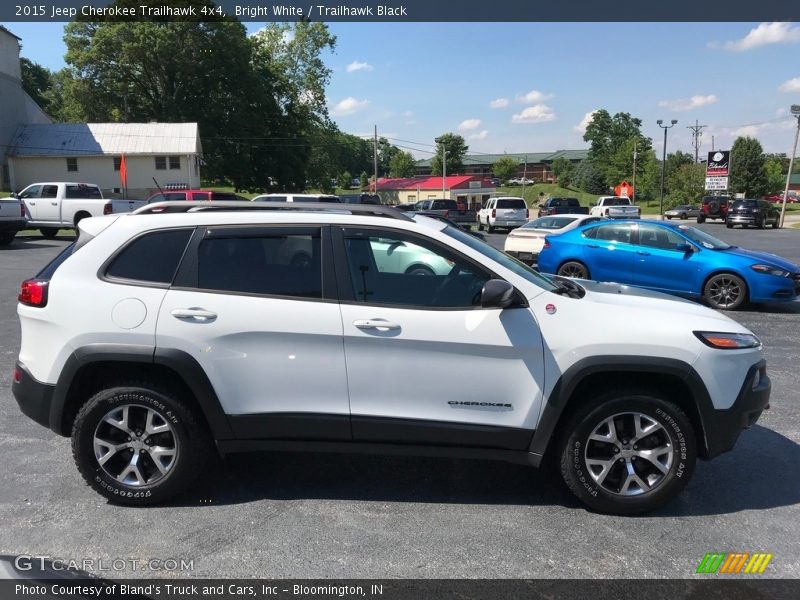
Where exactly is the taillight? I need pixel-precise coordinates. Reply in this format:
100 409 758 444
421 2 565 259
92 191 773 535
103 202 112 215
526 209 530 219
543 239 551 249
19 279 48 307
13 367 21 383
492 209 496 218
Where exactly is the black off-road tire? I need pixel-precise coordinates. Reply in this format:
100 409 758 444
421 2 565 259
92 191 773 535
558 392 697 515
39 227 59 239
0 233 14 246
696 215 705 224
71 383 211 506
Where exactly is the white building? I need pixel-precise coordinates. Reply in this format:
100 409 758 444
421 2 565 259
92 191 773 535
8 122 203 198
0 25 52 191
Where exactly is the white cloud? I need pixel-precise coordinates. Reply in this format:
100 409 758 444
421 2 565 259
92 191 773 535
402 110 414 118
346 60 373 73
515 90 553 104
511 104 556 124
574 110 599 134
489 98 509 109
711 22 800 51
732 124 764 138
658 94 718 111
469 130 489 140
778 77 800 93
331 97 369 116
458 118 482 131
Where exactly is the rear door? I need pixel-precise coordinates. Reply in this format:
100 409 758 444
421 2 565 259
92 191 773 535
581 222 637 282
333 226 544 449
156 225 351 440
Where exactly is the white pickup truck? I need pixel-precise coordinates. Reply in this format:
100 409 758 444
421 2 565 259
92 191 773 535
590 196 641 219
9 182 112 238
0 196 26 246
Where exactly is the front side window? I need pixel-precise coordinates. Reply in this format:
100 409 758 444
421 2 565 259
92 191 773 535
342 229 490 308
106 229 193 284
197 231 322 299
636 224 687 251
19 185 42 199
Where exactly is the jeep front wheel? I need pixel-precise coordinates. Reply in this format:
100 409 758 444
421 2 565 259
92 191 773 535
71 384 211 505
559 393 696 515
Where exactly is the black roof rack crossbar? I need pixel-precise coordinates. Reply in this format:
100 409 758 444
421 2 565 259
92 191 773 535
131 201 413 221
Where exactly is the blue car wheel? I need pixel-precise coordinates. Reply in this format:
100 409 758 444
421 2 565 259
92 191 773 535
703 273 747 311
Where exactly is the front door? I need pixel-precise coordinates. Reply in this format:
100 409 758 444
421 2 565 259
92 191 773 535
334 226 544 450
630 223 699 294
156 225 351 440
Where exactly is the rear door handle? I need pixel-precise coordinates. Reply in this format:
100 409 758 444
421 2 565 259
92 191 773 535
587 244 599 248
171 308 217 322
353 319 401 331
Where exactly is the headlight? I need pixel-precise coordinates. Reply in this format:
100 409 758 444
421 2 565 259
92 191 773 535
751 264 790 277
694 331 761 349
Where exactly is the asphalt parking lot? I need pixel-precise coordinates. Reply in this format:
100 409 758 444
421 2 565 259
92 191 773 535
0 222 799 579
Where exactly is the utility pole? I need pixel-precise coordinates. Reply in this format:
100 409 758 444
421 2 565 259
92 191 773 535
779 105 800 228
373 125 378 196
711 135 715 152
632 140 637 204
687 119 707 163
657 119 678 218
522 155 528 196
442 145 447 199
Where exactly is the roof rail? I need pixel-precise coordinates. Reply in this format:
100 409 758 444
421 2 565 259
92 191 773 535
131 201 413 221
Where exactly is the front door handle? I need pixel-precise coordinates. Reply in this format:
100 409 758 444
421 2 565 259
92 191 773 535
51 202 58 206
171 308 217 322
636 251 651 256
353 319 401 331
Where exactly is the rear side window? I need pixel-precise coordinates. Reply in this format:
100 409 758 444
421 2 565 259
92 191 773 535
65 185 102 199
106 229 192 284
196 231 322 298
497 199 526 209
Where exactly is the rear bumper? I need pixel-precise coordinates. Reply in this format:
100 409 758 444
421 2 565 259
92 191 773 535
701 360 770 459
491 220 527 227
727 215 758 224
0 219 26 233
505 250 538 265
12 361 56 432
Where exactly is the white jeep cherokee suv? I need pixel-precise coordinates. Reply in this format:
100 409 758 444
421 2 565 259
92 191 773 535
12 202 770 514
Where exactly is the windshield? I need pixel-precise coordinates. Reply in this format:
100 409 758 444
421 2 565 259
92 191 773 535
523 216 577 229
675 224 731 249
442 226 558 291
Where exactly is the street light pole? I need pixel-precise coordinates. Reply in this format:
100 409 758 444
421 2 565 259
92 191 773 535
632 140 637 204
779 105 800 228
657 119 678 218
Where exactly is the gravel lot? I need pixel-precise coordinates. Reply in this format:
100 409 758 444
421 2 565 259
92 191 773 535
0 222 799 579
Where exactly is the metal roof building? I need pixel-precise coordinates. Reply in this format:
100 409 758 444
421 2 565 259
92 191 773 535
414 149 589 180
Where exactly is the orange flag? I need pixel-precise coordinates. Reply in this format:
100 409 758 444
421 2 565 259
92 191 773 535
119 154 128 189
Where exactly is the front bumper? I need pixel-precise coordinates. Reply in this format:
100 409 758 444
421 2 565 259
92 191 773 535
701 360 770 459
12 361 56 432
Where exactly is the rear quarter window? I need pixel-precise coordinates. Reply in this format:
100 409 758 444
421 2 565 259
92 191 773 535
105 229 193 285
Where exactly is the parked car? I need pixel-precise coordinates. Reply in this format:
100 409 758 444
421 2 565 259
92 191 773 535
504 214 603 265
538 219 800 310
590 196 641 219
696 195 730 223
8 182 111 237
726 199 780 229
477 197 529 232
664 204 700 220
0 195 26 246
111 189 249 214
410 211 486 241
252 193 341 203
490 177 501 186
765 191 799 204
412 199 474 225
507 177 522 185
537 197 590 217
12 201 771 514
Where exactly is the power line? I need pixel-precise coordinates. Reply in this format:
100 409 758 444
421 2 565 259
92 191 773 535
687 119 707 163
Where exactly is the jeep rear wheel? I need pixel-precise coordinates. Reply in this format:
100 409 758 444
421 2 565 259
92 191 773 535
559 392 696 515
696 215 705 224
71 384 211 505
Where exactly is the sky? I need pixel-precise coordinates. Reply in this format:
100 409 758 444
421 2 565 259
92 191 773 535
4 21 800 160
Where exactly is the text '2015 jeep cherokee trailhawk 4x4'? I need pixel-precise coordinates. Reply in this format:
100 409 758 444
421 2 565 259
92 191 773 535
12 202 771 514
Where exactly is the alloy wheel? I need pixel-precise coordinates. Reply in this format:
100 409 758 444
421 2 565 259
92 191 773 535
707 276 743 308
584 412 674 496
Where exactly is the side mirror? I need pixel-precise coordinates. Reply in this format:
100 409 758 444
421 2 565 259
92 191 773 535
676 243 694 253
481 279 517 308
10 192 18 198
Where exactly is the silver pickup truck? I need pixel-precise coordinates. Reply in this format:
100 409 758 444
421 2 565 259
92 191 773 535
0 196 26 246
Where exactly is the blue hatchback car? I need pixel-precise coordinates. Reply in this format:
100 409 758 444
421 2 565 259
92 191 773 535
537 220 800 310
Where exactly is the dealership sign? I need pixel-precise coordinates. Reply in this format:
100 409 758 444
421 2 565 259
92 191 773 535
706 151 730 176
705 176 729 190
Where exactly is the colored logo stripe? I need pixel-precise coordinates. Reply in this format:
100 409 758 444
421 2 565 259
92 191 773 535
696 553 773 574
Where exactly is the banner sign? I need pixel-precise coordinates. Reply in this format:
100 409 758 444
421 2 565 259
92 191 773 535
705 176 729 191
706 151 730 177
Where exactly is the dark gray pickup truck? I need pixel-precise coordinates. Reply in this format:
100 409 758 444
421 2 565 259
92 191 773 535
414 199 475 225
536 197 590 217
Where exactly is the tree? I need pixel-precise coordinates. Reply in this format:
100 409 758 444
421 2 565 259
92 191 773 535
572 160 607 194
583 109 654 190
492 156 518 182
665 163 705 209
430 133 468 175
359 171 369 188
340 170 352 189
551 156 575 186
20 58 54 114
389 151 416 178
763 158 785 194
729 137 768 197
